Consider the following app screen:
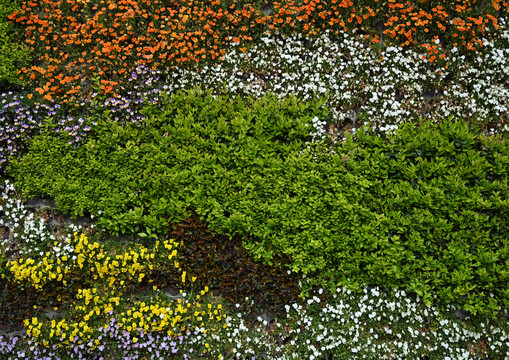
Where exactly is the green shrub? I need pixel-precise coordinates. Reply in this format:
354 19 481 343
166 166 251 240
9 87 329 235
0 0 33 91
339 120 509 315
214 118 509 316
10 88 509 316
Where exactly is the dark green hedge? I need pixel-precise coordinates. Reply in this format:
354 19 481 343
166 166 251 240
10 89 509 316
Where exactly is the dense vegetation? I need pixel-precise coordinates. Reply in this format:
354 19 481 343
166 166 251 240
1 0 508 359
0 0 31 92
9 89 509 316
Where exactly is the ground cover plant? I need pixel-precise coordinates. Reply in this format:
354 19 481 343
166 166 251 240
5 231 228 359
1 178 508 359
1 0 509 359
0 0 32 92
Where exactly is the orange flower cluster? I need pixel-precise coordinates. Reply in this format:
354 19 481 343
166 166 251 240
8 0 267 104
7 0 507 104
268 0 356 37
267 0 504 54
380 0 504 62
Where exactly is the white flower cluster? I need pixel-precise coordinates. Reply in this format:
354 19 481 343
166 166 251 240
212 286 509 359
158 23 508 136
310 116 327 142
0 180 75 259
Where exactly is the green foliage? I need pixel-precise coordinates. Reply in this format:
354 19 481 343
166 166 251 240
9 87 328 234
9 88 509 317
218 118 509 316
0 0 33 91
0 249 5 280
336 120 509 316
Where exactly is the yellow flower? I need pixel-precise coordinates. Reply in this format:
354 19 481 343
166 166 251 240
182 271 186 283
133 337 138 343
